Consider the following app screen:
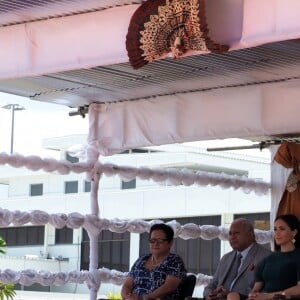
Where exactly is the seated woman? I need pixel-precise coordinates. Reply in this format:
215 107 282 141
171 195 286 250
228 214 300 300
121 223 187 300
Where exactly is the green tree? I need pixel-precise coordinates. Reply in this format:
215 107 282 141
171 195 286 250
0 236 16 300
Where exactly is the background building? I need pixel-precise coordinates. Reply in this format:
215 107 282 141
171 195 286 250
0 135 271 298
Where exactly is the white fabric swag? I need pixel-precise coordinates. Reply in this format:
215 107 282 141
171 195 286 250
0 0 299 79
88 79 300 156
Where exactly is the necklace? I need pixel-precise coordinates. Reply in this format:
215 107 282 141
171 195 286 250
151 255 165 267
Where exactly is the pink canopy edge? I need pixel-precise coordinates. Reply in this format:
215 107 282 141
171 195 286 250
87 79 300 156
0 0 299 79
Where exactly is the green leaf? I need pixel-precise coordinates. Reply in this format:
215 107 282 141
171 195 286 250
0 236 16 300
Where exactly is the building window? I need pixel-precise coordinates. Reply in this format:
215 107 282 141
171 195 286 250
55 227 73 244
234 212 270 230
0 226 44 246
131 149 149 153
121 179 136 189
30 183 43 196
65 181 78 194
120 149 158 154
139 216 221 275
14 283 50 293
65 153 79 163
84 180 91 192
81 229 130 272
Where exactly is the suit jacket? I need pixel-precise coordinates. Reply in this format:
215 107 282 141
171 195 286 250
203 243 271 297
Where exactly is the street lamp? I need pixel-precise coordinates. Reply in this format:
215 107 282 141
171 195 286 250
2 104 25 154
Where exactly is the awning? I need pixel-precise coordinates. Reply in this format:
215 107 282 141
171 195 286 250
88 79 300 155
0 0 299 79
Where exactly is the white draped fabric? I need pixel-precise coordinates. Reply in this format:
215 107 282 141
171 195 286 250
0 268 213 289
0 0 299 79
0 207 273 288
0 152 270 196
0 208 273 244
88 79 300 155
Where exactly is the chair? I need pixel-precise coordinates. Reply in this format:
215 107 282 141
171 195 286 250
178 274 196 299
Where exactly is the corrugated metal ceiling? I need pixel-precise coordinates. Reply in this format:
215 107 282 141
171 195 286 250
0 0 299 116
0 0 141 26
0 39 299 109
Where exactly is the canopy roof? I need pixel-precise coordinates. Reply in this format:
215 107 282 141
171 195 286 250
0 0 300 152
0 2 298 299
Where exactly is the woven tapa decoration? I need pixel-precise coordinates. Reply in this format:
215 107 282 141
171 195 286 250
126 0 228 69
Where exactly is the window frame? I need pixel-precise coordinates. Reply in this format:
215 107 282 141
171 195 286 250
64 180 79 194
121 178 136 190
29 183 43 196
55 226 73 244
65 153 79 163
0 226 44 246
81 229 130 272
84 180 91 193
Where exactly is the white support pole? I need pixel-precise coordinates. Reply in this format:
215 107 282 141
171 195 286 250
86 109 101 300
89 173 101 300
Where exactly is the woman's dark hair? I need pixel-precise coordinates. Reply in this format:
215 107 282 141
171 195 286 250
274 214 300 250
150 223 174 241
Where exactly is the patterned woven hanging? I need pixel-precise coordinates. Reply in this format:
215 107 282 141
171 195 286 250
126 0 228 69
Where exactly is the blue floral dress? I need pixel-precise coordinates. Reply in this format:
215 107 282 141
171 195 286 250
128 253 186 299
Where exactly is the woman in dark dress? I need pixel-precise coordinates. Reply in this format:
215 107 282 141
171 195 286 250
248 214 300 300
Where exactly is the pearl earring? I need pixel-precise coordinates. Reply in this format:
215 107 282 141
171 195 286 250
292 238 296 244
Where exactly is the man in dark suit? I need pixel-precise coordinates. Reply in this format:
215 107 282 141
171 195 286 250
203 218 271 300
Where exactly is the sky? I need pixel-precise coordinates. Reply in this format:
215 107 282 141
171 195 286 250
0 92 270 159
0 92 88 156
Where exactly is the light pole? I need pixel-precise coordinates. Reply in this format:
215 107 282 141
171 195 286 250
2 104 25 154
